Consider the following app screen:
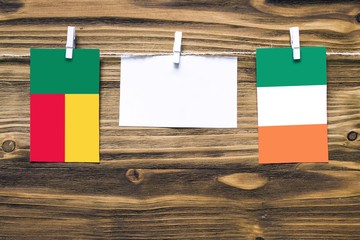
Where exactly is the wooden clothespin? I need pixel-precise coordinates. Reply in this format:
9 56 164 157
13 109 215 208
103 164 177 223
66 26 76 59
173 31 182 64
290 27 300 60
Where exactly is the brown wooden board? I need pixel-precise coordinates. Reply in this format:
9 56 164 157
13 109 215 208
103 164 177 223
0 0 359 239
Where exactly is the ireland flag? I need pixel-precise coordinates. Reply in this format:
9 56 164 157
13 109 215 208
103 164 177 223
256 47 328 164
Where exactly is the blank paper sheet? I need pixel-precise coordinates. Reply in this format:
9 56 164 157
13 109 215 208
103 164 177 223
119 55 237 128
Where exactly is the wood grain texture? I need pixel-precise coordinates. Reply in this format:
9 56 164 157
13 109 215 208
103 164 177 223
0 0 360 239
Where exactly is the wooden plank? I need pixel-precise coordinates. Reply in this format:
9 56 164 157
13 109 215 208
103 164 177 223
0 0 359 54
0 0 359 239
0 56 359 167
0 167 360 239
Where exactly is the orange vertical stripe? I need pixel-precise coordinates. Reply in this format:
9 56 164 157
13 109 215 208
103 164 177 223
258 124 328 164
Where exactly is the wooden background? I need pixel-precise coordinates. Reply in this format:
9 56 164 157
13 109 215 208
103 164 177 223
0 0 360 239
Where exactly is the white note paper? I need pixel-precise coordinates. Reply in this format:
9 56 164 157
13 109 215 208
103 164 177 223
119 56 237 128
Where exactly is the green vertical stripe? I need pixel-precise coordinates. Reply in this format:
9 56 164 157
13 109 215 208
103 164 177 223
256 47 327 87
30 49 100 94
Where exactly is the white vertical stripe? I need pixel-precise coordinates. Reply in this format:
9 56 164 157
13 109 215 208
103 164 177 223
257 85 327 127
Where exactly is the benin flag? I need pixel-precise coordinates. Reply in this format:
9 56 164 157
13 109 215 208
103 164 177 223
30 49 100 162
256 47 328 164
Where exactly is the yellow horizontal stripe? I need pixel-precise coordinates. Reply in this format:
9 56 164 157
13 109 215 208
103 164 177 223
65 94 99 163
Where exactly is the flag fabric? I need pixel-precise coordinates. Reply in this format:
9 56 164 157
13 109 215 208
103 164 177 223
256 47 328 164
30 49 100 162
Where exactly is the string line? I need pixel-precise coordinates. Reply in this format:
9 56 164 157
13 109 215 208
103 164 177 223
0 51 360 58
